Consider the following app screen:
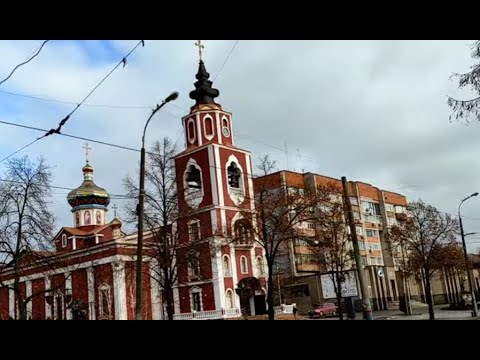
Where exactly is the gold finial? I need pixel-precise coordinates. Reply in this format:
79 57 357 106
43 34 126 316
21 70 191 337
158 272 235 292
195 40 205 61
82 143 92 164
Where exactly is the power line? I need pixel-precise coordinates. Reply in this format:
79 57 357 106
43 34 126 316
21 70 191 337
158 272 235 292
213 40 239 83
0 40 146 163
0 40 50 87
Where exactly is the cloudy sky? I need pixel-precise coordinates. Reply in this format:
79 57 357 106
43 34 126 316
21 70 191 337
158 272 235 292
1 40 480 250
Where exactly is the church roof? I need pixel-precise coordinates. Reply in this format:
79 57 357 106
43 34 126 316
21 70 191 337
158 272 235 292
67 163 110 209
189 60 220 111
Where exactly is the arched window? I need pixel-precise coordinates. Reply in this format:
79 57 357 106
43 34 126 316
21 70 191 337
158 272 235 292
226 289 235 309
257 257 265 276
75 213 80 226
61 234 67 248
222 117 230 138
204 116 214 139
188 251 201 279
186 165 202 189
187 119 196 143
227 162 241 189
96 211 102 225
223 255 231 277
234 219 252 244
188 220 200 242
98 284 111 320
240 256 248 274
84 211 91 226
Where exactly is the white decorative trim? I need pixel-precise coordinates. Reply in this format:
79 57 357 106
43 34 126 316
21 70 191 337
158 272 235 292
240 256 249 274
211 239 225 310
187 118 196 144
87 267 96 320
225 288 235 309
230 245 239 300
215 111 222 144
223 254 232 277
225 154 245 206
183 158 204 209
214 145 224 206
210 209 218 235
173 287 180 314
196 112 203 146
208 146 218 206
113 261 127 320
65 272 72 320
72 237 77 251
26 280 32 319
45 277 51 320
245 154 255 211
8 289 15 319
221 209 227 236
189 286 204 312
203 114 215 141
221 115 230 139
150 259 162 320
61 234 67 248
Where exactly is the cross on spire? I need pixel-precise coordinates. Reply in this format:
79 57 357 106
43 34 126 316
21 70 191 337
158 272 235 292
195 40 205 61
112 204 118 218
82 143 92 164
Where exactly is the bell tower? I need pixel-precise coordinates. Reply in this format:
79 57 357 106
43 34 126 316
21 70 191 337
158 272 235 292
174 41 265 316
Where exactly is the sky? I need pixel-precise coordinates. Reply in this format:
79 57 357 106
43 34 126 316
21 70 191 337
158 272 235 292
1 40 480 251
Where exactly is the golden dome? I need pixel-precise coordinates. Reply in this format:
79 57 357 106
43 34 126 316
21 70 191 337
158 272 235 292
67 163 110 209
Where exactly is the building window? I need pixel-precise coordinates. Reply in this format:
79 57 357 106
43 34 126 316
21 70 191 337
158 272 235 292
190 287 203 312
240 256 248 274
223 255 232 277
188 251 201 279
359 242 365 250
395 205 406 213
61 234 67 248
186 165 202 189
84 211 91 225
188 221 200 242
307 222 315 230
227 162 241 188
222 117 230 138
366 229 378 237
362 201 381 216
356 226 363 235
187 119 196 144
226 289 235 309
350 197 359 206
385 203 394 212
234 219 252 244
96 211 102 225
75 212 80 226
361 256 368 265
204 115 214 139
353 211 360 220
256 257 265 276
99 284 112 320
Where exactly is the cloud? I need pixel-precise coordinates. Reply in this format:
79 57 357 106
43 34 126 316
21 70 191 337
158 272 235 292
1 40 480 250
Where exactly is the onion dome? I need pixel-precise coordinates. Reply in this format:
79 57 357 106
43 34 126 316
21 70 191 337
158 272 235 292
67 163 110 210
189 61 220 109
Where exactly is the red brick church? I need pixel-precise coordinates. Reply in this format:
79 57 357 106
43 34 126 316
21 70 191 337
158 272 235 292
0 52 267 320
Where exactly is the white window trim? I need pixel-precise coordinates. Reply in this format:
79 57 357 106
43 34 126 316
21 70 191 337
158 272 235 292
187 118 196 144
225 288 235 309
98 284 112 320
225 155 245 204
223 255 232 278
189 286 203 312
203 114 215 141
221 116 231 138
61 234 67 248
240 256 248 274
188 219 201 242
188 250 201 280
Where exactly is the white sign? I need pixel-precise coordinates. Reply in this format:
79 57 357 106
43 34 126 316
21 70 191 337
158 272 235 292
320 271 358 299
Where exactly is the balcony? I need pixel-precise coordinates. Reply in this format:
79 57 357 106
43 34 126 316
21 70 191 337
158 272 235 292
296 263 320 272
395 213 407 221
362 214 382 224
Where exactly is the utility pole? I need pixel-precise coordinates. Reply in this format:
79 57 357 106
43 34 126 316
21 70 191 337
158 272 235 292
342 176 374 320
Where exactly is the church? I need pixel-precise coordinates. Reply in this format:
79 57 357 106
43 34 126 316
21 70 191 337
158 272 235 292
0 47 267 320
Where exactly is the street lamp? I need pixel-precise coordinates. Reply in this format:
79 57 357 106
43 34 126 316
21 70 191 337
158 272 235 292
458 192 479 317
135 91 179 320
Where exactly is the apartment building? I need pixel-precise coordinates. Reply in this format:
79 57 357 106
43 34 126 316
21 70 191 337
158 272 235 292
253 170 408 313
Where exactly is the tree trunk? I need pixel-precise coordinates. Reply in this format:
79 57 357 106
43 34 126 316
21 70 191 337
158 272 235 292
267 267 275 320
424 276 435 320
165 287 174 321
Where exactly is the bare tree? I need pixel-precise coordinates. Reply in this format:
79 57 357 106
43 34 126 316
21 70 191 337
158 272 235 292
389 200 459 320
308 182 354 320
447 41 480 123
123 138 179 320
0 156 55 320
248 155 314 320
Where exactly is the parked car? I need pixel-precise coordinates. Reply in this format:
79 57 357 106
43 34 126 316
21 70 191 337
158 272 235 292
308 303 337 318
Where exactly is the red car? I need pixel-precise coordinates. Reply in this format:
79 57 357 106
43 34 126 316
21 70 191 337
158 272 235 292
308 303 337 318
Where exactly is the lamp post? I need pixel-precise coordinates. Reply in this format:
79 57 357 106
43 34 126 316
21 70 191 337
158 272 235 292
458 192 479 318
135 91 179 320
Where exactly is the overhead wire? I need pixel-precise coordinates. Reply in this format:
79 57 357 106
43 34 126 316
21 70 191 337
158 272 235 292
0 40 146 164
0 40 50 87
